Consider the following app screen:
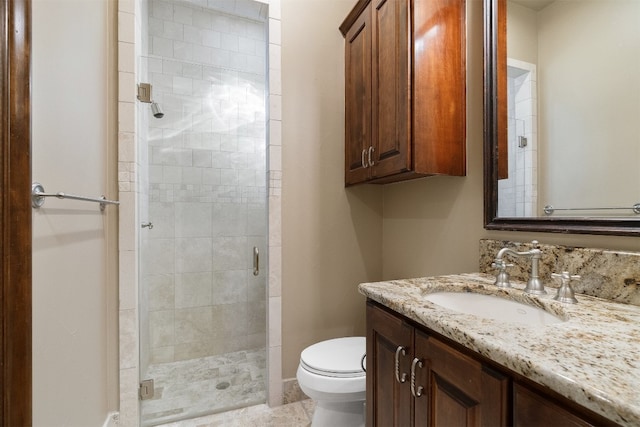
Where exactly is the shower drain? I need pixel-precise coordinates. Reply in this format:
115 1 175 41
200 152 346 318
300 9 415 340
216 381 231 390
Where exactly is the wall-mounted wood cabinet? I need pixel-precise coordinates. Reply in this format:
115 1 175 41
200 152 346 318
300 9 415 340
340 0 467 186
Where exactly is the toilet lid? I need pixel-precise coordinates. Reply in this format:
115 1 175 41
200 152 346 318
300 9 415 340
300 337 366 378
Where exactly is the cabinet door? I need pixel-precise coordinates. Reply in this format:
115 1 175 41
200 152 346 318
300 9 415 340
367 302 413 427
345 5 372 186
370 0 411 179
413 334 509 427
412 0 466 176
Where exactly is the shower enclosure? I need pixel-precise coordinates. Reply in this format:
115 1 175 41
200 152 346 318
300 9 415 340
137 1 269 424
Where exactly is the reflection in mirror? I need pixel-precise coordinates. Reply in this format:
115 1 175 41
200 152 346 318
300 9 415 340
499 0 640 218
484 0 640 236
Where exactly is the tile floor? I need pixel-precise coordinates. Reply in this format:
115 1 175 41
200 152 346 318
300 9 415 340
142 348 267 426
158 400 315 427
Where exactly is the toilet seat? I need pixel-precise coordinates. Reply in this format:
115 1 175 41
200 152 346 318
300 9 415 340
300 337 366 378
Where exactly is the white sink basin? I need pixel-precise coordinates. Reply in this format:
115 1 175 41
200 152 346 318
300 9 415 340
424 292 564 325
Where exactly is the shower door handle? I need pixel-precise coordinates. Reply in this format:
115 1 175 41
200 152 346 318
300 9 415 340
253 246 259 276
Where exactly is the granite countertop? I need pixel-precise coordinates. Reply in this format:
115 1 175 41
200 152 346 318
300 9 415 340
359 273 640 426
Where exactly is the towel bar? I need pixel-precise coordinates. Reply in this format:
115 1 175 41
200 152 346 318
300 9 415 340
31 182 119 212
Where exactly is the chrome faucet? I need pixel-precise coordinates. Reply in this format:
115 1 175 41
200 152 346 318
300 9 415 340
491 240 546 295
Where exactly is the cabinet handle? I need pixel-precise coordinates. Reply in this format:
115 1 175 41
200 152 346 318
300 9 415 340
362 148 369 168
411 357 424 398
368 146 375 167
394 346 408 384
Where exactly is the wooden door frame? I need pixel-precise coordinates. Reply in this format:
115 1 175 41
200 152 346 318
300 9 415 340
1 0 32 425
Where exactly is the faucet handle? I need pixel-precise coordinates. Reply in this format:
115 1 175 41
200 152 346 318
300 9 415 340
491 259 513 270
551 271 580 304
492 259 513 288
551 271 581 281
531 240 539 248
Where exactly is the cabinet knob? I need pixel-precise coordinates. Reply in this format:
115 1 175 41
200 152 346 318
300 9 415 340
394 346 408 384
411 357 424 398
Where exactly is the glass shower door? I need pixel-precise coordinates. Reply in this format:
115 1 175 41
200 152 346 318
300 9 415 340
137 0 269 424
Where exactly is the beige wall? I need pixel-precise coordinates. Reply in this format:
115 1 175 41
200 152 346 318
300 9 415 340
538 0 640 210
382 0 640 280
507 1 538 64
281 0 384 379
32 0 118 425
382 0 486 279
280 0 640 381
506 0 640 214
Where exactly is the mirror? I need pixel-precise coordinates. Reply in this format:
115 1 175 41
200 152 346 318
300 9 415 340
484 0 640 236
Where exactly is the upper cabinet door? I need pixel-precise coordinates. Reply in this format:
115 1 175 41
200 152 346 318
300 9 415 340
344 6 373 186
371 0 411 179
412 0 466 176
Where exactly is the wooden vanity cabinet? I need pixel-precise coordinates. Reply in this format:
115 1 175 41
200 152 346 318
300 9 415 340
340 0 466 186
367 301 509 426
367 300 620 427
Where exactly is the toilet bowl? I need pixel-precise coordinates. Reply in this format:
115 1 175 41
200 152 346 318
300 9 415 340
296 337 366 427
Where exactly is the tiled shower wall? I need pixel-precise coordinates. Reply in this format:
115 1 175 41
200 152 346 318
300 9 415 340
140 0 268 366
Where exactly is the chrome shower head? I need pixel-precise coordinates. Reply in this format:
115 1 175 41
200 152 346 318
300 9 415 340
151 101 164 119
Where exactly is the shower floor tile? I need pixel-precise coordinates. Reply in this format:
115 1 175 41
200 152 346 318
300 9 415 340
142 348 267 426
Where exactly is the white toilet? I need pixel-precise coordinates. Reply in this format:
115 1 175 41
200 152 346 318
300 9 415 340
296 336 366 427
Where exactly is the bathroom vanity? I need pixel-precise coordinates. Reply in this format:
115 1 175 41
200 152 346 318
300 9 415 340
366 298 509 426
360 272 640 426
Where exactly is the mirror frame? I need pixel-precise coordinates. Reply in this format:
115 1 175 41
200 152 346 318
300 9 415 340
483 0 640 237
